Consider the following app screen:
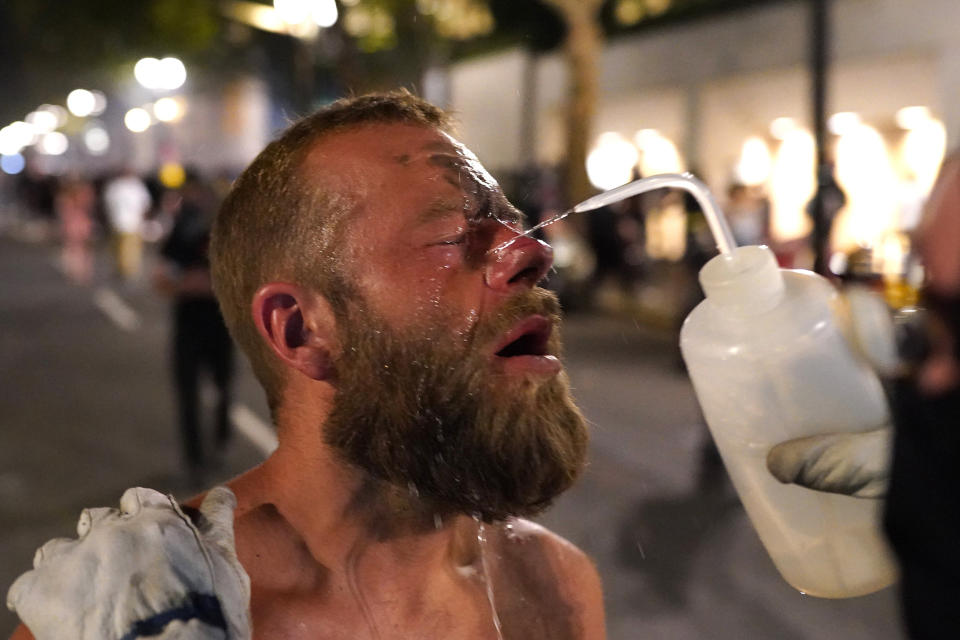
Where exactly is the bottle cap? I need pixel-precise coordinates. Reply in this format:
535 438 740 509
699 245 785 314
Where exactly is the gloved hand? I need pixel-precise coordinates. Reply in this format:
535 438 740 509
6 486 250 640
766 427 891 499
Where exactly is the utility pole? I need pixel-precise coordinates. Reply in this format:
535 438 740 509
809 0 843 275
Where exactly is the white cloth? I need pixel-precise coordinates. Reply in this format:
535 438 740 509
104 176 151 234
7 487 251 640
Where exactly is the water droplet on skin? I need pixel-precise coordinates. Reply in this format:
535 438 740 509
407 481 420 497
434 513 443 530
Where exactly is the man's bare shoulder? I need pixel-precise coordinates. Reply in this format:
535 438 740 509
492 518 606 639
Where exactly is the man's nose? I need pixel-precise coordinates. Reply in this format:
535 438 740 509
484 226 553 292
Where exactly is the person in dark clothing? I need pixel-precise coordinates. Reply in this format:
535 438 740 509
883 152 960 639
154 171 234 484
766 153 960 638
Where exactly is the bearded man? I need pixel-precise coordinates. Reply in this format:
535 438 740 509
8 91 604 639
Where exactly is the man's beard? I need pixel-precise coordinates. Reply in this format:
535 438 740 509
323 288 588 523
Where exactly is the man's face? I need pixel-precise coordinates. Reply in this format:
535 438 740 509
306 123 589 521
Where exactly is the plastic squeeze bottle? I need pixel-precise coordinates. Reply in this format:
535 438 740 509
680 244 897 598
499 173 898 597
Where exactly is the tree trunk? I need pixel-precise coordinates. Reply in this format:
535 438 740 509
543 0 604 207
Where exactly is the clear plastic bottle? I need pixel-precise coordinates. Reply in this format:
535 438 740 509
680 245 898 598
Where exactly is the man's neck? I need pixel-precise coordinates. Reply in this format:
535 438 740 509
234 419 481 589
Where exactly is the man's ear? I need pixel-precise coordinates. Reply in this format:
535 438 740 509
251 282 337 381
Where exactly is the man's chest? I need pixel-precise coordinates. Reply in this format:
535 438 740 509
248 585 506 640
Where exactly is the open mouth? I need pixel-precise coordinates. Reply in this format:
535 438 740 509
493 315 553 358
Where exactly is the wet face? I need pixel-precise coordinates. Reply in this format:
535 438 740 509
306 123 589 520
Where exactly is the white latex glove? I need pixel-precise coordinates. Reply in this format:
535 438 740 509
6 487 251 640
766 427 891 499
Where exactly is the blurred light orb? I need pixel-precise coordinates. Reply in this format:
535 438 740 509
274 0 310 25
0 121 38 154
159 57 187 90
25 109 59 134
67 89 96 117
135 57 186 90
770 116 798 140
1 153 26 175
635 128 684 176
159 162 186 189
895 105 932 130
124 108 152 133
84 126 110 155
38 131 69 156
90 90 108 116
153 97 184 122
901 118 946 194
828 111 861 136
587 132 639 191
313 0 338 27
37 104 69 128
135 58 161 88
735 136 773 186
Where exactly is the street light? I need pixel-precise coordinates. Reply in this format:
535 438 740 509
153 96 185 122
134 57 187 91
84 126 110 155
124 108 152 132
274 0 338 30
67 89 97 117
37 131 69 156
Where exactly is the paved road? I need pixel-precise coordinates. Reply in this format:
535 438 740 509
0 234 902 638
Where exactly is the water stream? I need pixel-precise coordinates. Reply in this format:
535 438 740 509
477 520 505 640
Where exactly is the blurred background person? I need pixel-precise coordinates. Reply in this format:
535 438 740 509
103 166 151 283
153 169 234 487
54 175 95 285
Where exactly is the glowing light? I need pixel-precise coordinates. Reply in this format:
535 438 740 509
828 112 861 136
135 57 187 90
135 58 161 88
84 126 110 155
834 123 899 248
124 108 152 133
770 117 797 140
221 0 288 34
90 91 108 116
274 0 310 25
770 128 816 241
160 57 187 90
1 153 25 175
159 162 186 189
153 97 184 122
25 110 59 134
312 0 338 27
900 117 946 194
895 106 931 130
586 132 639 191
67 89 96 117
634 129 683 176
0 121 38 155
735 137 772 186
38 131 69 156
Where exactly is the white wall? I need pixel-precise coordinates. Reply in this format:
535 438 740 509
447 49 531 172
447 0 960 183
